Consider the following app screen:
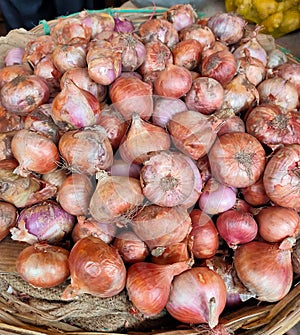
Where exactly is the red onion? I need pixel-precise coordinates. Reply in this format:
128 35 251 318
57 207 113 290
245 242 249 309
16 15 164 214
166 267 227 328
234 241 293 302
217 115 245 136
5 47 25 66
241 177 270 207
0 201 17 241
131 204 192 250
126 260 191 316
162 4 197 31
113 16 134 33
16 242 70 288
79 11 115 39
108 159 141 179
188 209 219 259
172 39 203 70
179 24 216 50
0 64 32 89
216 209 258 248
274 63 300 98
52 44 87 73
184 77 224 115
62 236 126 299
10 200 75 244
198 177 237 215
237 53 266 86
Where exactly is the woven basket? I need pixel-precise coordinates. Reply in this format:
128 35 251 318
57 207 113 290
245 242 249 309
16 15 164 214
0 6 299 335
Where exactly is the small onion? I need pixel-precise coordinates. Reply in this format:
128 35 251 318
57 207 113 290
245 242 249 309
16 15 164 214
0 201 17 241
5 47 25 66
274 63 300 98
52 44 87 73
108 159 141 179
0 64 32 89
217 115 245 136
113 16 134 33
10 200 75 244
162 4 197 31
172 39 203 70
151 240 190 265
62 236 126 299
16 242 70 288
241 177 270 207
166 267 227 328
179 24 215 50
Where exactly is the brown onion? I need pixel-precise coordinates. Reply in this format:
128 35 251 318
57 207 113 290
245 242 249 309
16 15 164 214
126 260 191 316
162 4 197 31
208 132 266 188
184 77 224 115
113 230 149 264
11 129 59 176
166 267 227 328
188 209 219 259
56 174 94 216
0 107 23 132
153 64 192 99
89 172 144 225
255 206 300 243
151 240 190 265
234 241 293 302
216 209 258 248
172 39 203 70
241 177 270 207
263 144 300 211
42 169 68 190
0 64 32 89
58 126 113 175
62 236 126 299
131 204 191 250
109 76 153 121
16 242 69 288
0 201 17 241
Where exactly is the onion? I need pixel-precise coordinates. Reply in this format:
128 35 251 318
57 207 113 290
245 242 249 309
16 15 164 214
11 129 59 176
162 4 197 31
71 215 116 244
109 75 153 121
257 77 298 112
42 169 68 190
188 209 219 259
184 77 224 115
172 39 203 70
131 204 191 250
52 44 87 73
108 159 141 179
113 16 134 33
151 96 187 128
0 201 17 241
126 260 191 316
216 209 258 248
274 63 300 98
166 267 227 328
0 108 23 133
255 206 300 243
89 172 144 225
292 239 300 275
16 242 70 288
140 150 201 208
198 177 237 215
240 177 270 207
179 24 215 50
1 75 50 115
234 241 293 302
237 54 266 86
151 240 190 265
52 79 102 129
245 103 300 149
267 48 287 69
5 47 25 66
79 11 115 39
168 110 222 160
196 154 212 184
0 64 32 89
201 49 237 87
56 174 94 216
62 235 126 299
87 40 122 85
58 126 113 175
208 132 266 188
113 230 149 264
138 18 179 48
263 144 300 211
118 113 171 165
217 115 245 136
0 132 14 161
10 200 75 244
207 12 246 45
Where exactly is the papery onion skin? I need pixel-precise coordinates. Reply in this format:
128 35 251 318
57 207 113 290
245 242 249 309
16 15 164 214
208 132 266 188
42 169 68 190
216 209 258 248
57 174 94 216
241 177 270 207
126 261 191 316
292 239 300 275
5 47 25 66
172 39 203 70
263 144 300 211
162 4 197 31
0 64 32 89
151 241 190 265
52 44 87 73
62 235 126 299
108 159 141 179
0 132 14 161
166 267 227 328
274 63 300 98
131 204 192 250
237 55 266 86
11 129 59 176
234 241 293 302
179 24 215 50
189 209 219 259
10 200 75 245
16 242 70 288
255 206 300 243
58 126 113 175
217 115 245 136
0 201 17 241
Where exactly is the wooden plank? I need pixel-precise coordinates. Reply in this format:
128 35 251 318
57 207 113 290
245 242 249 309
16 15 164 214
0 237 27 272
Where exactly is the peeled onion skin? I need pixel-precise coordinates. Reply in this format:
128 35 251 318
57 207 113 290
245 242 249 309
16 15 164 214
62 236 126 300
16 243 70 288
234 241 293 302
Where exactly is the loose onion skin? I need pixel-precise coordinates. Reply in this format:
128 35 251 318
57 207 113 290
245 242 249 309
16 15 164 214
234 241 293 302
208 132 266 188
0 201 17 241
62 236 126 300
16 243 70 288
166 267 227 328
255 206 300 243
263 144 300 211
